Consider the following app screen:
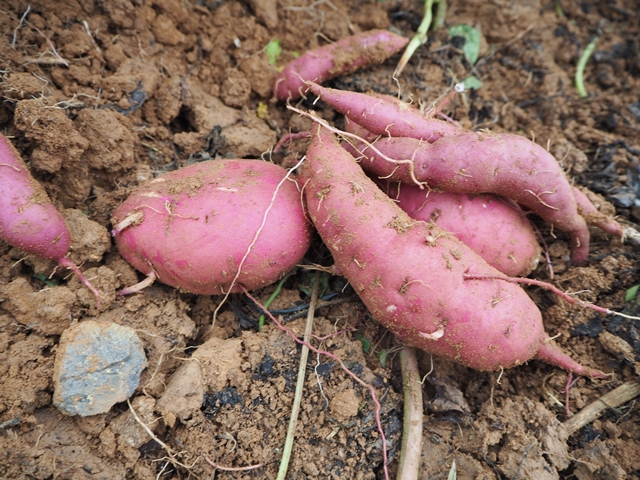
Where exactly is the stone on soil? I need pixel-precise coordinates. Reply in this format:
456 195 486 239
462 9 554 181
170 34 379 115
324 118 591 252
53 321 147 416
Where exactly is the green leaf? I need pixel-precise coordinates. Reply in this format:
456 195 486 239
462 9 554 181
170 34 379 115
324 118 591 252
378 349 388 368
265 39 281 66
448 24 481 65
32 273 59 287
299 270 330 297
356 333 371 353
462 75 482 90
625 285 640 302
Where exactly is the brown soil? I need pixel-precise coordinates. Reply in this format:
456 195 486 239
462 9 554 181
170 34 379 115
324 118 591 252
1 1 640 479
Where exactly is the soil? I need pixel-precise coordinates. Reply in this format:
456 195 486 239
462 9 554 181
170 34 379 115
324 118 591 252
1 1 640 479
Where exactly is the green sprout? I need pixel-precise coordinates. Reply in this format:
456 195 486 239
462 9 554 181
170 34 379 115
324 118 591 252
575 37 598 98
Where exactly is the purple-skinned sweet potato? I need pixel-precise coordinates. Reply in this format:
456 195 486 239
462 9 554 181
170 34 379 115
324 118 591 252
111 159 312 295
300 124 603 376
377 180 541 277
273 30 408 101
0 133 102 304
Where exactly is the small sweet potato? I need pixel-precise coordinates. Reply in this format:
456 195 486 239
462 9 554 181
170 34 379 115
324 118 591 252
308 82 461 141
0 133 101 303
301 125 602 376
273 30 408 101
112 159 312 295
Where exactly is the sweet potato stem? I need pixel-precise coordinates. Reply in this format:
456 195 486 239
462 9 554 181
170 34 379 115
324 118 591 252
396 0 443 76
258 272 292 332
575 37 598 98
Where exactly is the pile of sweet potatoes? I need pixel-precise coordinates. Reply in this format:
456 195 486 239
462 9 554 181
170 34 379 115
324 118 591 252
103 30 628 377
4 29 621 378
269 30 629 376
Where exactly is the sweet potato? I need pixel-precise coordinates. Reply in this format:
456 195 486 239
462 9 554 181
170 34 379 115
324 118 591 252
273 30 409 101
308 82 462 141
0 133 101 302
377 181 541 277
337 89 625 243
346 132 592 263
301 125 603 376
111 159 312 295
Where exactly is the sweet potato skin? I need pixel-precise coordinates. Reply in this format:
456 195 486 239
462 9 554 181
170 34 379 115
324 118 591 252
302 126 603 376
347 132 591 263
0 133 71 260
273 30 408 101
379 181 541 277
112 160 312 295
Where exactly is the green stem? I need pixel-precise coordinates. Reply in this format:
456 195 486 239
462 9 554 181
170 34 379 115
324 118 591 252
575 37 598 98
276 271 319 480
396 347 423 480
396 0 441 75
258 271 291 332
433 0 447 30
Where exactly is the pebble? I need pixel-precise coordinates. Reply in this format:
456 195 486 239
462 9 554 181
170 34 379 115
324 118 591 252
53 321 147 416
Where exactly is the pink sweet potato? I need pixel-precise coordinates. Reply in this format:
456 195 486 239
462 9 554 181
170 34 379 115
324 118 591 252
301 125 602 376
111 159 312 295
308 82 462 141
378 181 541 277
346 132 592 263
0 133 101 302
273 30 409 101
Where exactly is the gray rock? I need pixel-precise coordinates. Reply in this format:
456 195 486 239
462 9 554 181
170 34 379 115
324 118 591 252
53 321 147 416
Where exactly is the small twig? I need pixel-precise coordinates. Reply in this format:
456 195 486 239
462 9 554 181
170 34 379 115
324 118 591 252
564 373 580 417
202 453 264 472
25 21 69 67
463 273 640 320
396 347 423 480
512 442 536 480
564 380 640 435
276 272 320 480
127 399 192 471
